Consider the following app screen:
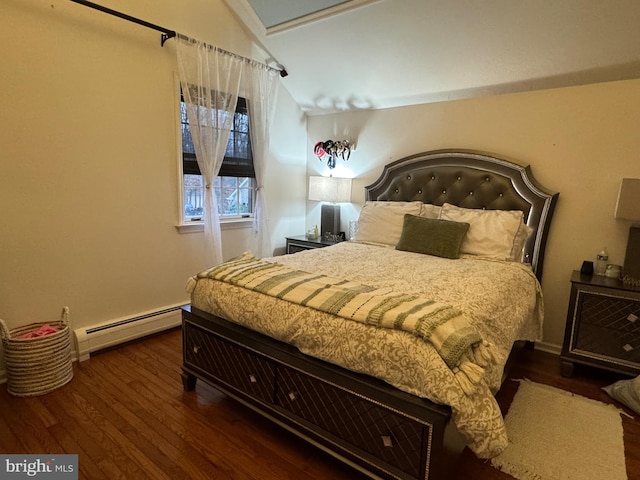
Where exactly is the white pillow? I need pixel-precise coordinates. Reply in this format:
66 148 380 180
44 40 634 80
355 201 423 246
513 220 534 262
603 376 640 415
439 203 532 261
419 203 442 219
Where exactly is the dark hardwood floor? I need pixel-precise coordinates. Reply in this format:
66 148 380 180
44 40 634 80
1 328 639 479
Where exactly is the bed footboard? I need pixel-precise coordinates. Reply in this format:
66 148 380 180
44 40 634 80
181 306 465 480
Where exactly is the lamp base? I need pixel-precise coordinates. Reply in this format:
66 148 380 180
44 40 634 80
320 204 340 238
622 226 640 287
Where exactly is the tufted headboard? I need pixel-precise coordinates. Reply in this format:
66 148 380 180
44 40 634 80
365 150 559 281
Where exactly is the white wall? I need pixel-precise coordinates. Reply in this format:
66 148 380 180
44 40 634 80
0 0 306 333
3 0 639 354
306 79 640 349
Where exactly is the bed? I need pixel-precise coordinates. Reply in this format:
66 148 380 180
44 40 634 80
181 149 558 480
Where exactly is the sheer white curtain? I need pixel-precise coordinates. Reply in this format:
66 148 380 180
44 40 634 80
176 37 243 266
244 63 279 258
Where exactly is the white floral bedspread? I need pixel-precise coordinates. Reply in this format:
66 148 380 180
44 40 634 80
189 241 543 458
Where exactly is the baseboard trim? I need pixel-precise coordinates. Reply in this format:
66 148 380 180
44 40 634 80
533 340 562 355
74 303 187 362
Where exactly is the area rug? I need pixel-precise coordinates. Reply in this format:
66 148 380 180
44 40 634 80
490 379 628 480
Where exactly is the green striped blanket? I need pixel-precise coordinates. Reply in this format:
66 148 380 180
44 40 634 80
198 252 498 394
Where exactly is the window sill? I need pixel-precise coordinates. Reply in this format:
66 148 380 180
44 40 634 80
176 217 253 234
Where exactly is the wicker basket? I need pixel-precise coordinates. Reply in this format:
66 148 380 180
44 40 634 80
0 307 74 397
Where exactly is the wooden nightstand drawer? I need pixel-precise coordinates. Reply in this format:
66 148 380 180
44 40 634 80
572 291 640 365
286 235 338 254
561 271 640 377
577 292 640 331
287 243 310 254
574 323 640 364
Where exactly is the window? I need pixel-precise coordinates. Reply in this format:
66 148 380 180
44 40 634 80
181 94 254 222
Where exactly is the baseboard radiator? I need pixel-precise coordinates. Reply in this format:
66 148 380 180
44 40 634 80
74 303 187 362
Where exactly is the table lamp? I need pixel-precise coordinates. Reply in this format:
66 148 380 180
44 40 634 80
614 178 640 286
308 175 352 238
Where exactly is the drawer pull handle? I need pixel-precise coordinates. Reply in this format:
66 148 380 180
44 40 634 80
193 345 200 354
381 435 394 448
249 374 258 383
288 392 298 401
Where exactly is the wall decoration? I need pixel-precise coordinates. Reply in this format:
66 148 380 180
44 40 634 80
314 140 353 169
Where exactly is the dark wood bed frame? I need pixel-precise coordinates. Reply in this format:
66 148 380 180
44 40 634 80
181 150 559 480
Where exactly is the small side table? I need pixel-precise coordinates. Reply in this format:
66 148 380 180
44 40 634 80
285 235 337 254
560 270 640 377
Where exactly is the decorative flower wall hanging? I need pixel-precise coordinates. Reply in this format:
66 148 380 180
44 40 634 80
314 140 352 169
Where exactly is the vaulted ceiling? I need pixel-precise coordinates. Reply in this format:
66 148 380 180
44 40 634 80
224 0 640 116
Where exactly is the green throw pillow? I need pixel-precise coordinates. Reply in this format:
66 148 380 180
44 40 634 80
395 214 470 259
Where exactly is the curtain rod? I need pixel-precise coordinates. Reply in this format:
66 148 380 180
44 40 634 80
69 0 288 77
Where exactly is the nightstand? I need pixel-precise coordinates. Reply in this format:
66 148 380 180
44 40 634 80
285 235 337 254
561 270 640 377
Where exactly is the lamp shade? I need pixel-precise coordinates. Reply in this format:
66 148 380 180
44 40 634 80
308 176 352 203
615 178 640 221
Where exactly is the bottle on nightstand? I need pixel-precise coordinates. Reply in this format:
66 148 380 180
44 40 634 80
595 247 608 276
